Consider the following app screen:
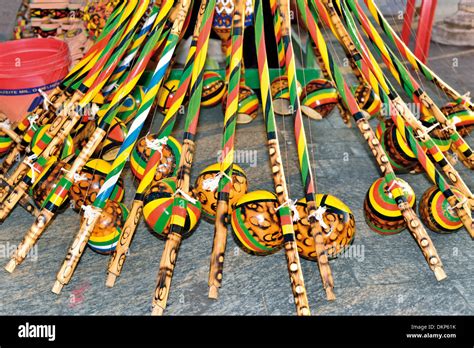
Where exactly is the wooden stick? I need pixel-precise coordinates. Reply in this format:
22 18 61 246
5 127 106 274
106 200 142 287
208 0 246 300
252 0 312 314
319 0 473 237
51 0 178 293
106 0 211 288
278 0 336 300
298 0 446 280
151 0 214 315
343 0 474 171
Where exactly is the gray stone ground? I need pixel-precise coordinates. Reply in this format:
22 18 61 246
0 2 473 316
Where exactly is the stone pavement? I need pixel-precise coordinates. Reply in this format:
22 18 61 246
0 5 473 316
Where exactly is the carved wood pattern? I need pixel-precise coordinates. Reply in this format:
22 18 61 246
152 232 181 315
7 209 54 270
107 200 144 281
0 181 29 221
55 210 102 286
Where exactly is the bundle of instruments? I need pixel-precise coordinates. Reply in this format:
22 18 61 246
1 0 472 316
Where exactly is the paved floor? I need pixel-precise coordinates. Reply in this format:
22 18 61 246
0 4 473 316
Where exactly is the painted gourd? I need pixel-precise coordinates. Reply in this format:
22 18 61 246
271 76 302 116
231 190 283 255
86 200 129 254
30 124 75 161
157 79 186 115
0 131 13 157
300 79 339 120
93 117 128 162
193 163 248 223
419 186 463 234
440 102 474 137
143 177 202 239
201 71 226 107
377 119 422 173
221 85 259 124
364 177 416 235
294 194 356 259
352 83 382 118
69 158 125 211
130 133 181 183
30 156 71 212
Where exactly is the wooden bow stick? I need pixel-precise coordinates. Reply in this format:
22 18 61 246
207 0 246 300
277 0 336 300
0 0 145 220
151 0 215 315
339 0 474 203
344 0 474 170
5 0 173 275
99 3 177 104
50 0 191 293
50 0 188 290
364 0 473 111
310 0 474 233
0 1 134 181
317 0 474 237
50 0 185 294
253 0 311 315
106 0 212 288
297 0 446 280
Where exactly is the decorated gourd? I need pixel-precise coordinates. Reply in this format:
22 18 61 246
30 156 71 212
300 79 339 120
201 71 226 107
221 85 259 124
294 194 356 259
157 79 185 115
86 200 129 254
193 163 248 222
419 119 452 154
71 120 96 157
364 177 416 235
419 186 463 233
271 76 302 116
83 0 120 39
130 133 181 182
69 158 125 211
230 190 283 255
116 86 145 124
213 0 254 44
143 177 201 239
377 119 422 173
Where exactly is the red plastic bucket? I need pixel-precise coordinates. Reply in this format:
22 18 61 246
0 38 71 122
